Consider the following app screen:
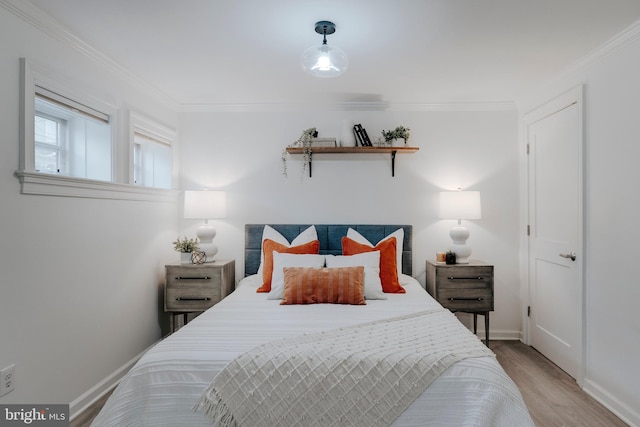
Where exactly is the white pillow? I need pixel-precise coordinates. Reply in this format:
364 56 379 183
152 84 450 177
347 228 404 276
267 252 326 299
325 251 387 300
257 225 318 276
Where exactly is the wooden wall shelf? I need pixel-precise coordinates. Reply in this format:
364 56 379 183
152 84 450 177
285 146 419 177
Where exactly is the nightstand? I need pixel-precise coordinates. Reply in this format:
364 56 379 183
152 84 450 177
165 259 235 332
426 260 494 346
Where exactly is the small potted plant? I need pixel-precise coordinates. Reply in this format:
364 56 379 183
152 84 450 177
173 236 199 264
381 126 411 147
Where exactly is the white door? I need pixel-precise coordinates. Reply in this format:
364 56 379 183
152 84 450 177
526 86 583 380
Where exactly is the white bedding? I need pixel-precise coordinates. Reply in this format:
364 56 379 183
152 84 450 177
91 275 533 427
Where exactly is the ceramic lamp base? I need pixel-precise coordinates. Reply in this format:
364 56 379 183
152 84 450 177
449 225 471 264
196 223 218 262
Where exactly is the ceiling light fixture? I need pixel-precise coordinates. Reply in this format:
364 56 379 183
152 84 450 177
301 21 348 78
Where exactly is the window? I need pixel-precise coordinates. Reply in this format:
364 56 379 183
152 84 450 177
130 112 175 190
34 89 112 181
133 132 172 189
17 58 176 202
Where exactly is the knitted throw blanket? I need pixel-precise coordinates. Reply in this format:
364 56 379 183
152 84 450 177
195 309 494 427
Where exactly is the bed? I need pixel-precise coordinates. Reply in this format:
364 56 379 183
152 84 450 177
91 224 533 426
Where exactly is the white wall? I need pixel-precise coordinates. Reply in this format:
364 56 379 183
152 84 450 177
0 6 178 414
177 108 522 338
518 26 640 425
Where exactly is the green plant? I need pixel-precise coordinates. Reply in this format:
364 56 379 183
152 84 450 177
282 127 318 177
381 126 411 143
172 236 199 253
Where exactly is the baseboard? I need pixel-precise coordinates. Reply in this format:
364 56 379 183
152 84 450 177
69 340 160 421
475 329 523 341
582 378 639 427
453 314 523 341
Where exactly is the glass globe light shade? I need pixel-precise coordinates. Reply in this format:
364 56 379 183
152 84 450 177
301 43 348 78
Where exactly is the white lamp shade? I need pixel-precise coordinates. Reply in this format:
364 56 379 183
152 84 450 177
184 190 226 219
439 191 481 220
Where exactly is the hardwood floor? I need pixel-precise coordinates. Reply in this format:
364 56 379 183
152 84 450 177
491 340 627 427
70 341 626 426
69 389 112 427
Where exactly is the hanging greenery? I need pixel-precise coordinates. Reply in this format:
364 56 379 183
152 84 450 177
281 127 318 177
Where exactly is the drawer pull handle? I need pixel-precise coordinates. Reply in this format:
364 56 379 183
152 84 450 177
176 297 211 301
175 276 211 280
447 276 484 281
448 297 484 301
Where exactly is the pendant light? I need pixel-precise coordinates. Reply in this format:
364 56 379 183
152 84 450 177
301 21 348 78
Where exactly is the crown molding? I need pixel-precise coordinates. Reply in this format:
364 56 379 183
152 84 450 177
177 100 516 113
0 0 179 109
387 102 516 112
564 19 640 76
177 101 391 113
517 18 640 108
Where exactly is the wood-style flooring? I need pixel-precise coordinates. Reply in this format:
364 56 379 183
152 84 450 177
492 340 627 427
70 340 626 427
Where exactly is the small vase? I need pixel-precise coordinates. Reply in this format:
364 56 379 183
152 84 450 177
180 252 192 264
340 120 356 147
391 138 405 147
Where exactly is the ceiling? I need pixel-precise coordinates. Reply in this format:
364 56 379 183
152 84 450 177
23 0 640 108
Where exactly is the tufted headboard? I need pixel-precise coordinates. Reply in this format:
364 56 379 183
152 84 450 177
244 224 413 277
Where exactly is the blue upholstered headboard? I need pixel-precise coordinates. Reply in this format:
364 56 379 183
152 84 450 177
244 224 413 277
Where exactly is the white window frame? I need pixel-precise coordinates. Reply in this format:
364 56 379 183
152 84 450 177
129 111 177 190
16 58 176 202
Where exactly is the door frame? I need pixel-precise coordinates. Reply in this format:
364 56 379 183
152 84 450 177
522 85 586 386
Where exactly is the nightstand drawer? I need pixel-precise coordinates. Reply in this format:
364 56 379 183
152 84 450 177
436 266 493 289
165 266 223 312
165 283 221 311
438 288 493 311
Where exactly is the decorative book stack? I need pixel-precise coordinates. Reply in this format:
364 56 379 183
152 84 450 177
353 124 372 146
310 137 337 147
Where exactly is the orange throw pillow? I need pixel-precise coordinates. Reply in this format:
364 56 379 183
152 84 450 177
257 239 320 292
280 267 365 305
341 236 405 293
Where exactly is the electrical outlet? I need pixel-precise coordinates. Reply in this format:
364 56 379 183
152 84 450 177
0 364 15 396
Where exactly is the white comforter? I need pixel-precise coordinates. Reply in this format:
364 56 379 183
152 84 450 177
91 276 533 427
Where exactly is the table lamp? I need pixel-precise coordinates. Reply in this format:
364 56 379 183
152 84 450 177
439 190 481 264
184 190 226 262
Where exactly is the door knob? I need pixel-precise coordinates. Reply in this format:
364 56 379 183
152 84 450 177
559 252 576 261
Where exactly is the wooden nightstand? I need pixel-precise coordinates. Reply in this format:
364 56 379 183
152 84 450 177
426 260 494 346
165 259 235 332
